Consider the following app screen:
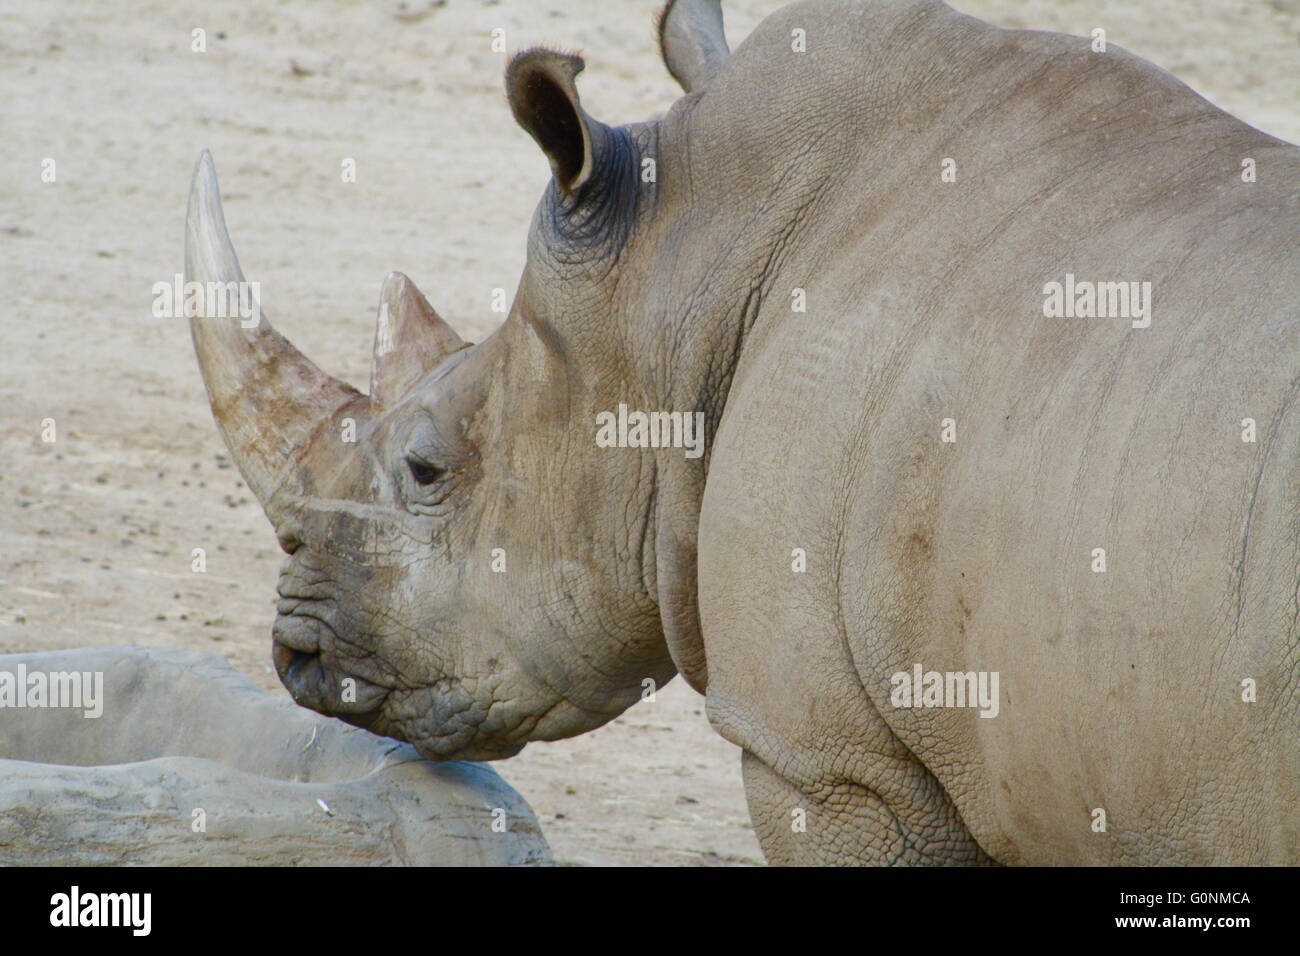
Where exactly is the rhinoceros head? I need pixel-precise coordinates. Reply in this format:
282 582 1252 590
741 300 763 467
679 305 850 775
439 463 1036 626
186 2 730 760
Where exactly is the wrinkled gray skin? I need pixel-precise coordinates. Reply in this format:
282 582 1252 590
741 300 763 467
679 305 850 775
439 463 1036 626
187 0 1300 864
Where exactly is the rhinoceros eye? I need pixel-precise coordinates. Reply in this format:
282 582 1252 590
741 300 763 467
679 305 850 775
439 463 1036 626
406 455 445 486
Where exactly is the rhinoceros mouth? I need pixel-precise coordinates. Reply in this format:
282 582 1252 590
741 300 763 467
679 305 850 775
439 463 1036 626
271 610 392 718
271 635 531 762
271 639 319 686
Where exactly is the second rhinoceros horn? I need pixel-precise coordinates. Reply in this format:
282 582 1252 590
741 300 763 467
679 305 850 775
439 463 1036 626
368 271 466 413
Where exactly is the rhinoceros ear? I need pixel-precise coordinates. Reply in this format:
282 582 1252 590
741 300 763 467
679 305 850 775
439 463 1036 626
657 0 730 94
506 49 603 196
369 272 467 413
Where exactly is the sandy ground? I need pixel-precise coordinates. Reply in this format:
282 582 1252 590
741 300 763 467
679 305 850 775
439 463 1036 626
2 0 1296 866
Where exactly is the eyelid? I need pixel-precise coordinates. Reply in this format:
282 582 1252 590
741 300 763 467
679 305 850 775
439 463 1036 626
401 418 462 510
405 447 442 469
404 430 444 469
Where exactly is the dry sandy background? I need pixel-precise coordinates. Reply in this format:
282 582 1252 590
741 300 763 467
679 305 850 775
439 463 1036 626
2 0 1297 866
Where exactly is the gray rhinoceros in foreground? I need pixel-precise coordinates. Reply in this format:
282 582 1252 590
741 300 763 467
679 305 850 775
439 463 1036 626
184 0 1300 864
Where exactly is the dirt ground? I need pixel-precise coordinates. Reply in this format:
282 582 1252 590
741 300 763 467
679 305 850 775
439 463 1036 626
3 0 1297 866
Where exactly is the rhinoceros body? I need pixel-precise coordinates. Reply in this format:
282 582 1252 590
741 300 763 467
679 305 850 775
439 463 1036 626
185 0 1300 864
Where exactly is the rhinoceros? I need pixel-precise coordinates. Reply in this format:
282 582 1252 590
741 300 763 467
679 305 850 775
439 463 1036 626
184 0 1300 864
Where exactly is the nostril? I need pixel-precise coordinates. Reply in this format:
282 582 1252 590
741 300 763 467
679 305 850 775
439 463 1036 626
275 526 302 555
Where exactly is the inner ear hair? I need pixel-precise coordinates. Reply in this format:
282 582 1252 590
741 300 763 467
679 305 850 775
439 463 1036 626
506 48 594 195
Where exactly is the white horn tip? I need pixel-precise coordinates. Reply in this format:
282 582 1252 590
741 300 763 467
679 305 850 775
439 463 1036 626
185 150 253 318
381 271 413 301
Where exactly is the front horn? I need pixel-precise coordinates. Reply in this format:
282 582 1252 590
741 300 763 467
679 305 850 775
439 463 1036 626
185 150 362 511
